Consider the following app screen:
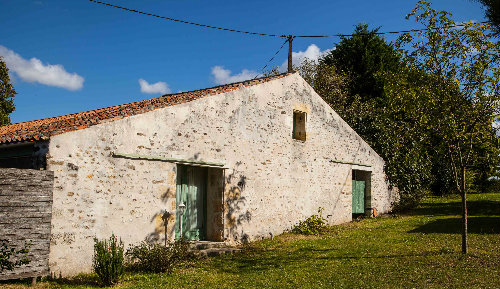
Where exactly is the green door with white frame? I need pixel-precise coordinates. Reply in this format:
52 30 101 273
175 165 207 240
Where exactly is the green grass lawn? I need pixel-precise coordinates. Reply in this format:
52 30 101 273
3 193 499 289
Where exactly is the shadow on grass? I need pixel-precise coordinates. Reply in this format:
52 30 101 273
410 199 500 217
209 247 455 274
409 217 500 234
45 273 101 287
0 278 34 287
0 274 102 288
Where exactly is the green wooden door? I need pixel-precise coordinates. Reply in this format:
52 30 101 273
175 165 207 240
352 180 365 214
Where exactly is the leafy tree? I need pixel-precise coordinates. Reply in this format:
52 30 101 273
320 25 397 150
395 0 500 254
0 57 16 126
317 24 433 208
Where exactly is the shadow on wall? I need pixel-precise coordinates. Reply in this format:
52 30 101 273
145 210 175 244
146 185 176 243
225 162 252 243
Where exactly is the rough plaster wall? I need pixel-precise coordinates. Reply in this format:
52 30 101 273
46 73 395 276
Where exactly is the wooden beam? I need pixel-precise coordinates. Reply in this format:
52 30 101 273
112 152 226 168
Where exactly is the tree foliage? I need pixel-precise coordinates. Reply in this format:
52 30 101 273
308 24 433 208
0 57 16 126
394 0 500 253
322 24 401 103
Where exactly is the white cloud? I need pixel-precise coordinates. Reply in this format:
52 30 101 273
138 78 171 94
0 45 84 90
211 66 259 85
279 44 332 72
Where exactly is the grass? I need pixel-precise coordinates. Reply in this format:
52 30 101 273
2 193 499 289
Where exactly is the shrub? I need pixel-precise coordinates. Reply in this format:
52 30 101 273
291 208 328 235
392 189 429 212
125 240 194 273
0 239 30 272
93 234 124 287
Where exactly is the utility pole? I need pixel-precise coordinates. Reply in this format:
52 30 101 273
288 35 294 73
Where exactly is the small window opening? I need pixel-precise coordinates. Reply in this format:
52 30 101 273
293 110 307 141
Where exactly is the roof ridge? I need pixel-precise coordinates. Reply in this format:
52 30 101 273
0 72 294 144
5 72 292 127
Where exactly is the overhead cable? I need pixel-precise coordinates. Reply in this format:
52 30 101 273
89 0 489 38
254 38 291 79
88 0 286 38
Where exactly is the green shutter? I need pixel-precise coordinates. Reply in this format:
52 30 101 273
352 180 365 214
176 165 207 241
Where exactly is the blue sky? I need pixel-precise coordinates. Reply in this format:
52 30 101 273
0 0 487 123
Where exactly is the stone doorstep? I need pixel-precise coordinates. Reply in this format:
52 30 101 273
188 241 241 257
198 247 242 257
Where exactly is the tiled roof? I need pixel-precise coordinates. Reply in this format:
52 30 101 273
0 73 291 144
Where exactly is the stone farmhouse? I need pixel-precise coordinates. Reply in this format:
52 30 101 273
0 72 396 276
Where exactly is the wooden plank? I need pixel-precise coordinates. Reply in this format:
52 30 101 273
0 168 53 281
0 194 52 201
0 205 52 213
0 270 49 281
0 200 53 206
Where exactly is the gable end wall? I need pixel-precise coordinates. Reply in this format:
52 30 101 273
46 74 396 276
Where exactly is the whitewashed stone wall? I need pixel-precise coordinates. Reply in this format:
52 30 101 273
46 73 396 276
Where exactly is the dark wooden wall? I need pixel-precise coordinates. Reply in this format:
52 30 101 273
0 168 53 280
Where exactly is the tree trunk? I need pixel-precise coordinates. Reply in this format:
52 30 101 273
461 166 468 254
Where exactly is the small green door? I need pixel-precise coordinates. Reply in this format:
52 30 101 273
175 165 207 240
352 180 365 214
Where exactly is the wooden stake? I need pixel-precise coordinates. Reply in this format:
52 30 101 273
288 35 293 73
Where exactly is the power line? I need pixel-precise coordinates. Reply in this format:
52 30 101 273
254 38 290 79
89 0 491 74
88 0 286 38
295 21 490 38
89 0 488 38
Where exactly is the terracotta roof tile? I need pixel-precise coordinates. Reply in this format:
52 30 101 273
0 73 291 144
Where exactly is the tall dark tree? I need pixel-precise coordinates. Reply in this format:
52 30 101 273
322 24 401 104
475 0 500 34
320 24 403 145
0 57 16 126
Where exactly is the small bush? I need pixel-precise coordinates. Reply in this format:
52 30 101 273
392 189 428 212
0 239 31 272
125 240 194 273
93 234 124 287
291 208 328 235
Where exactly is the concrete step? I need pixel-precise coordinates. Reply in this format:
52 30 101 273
188 241 229 250
187 241 241 257
197 247 242 257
